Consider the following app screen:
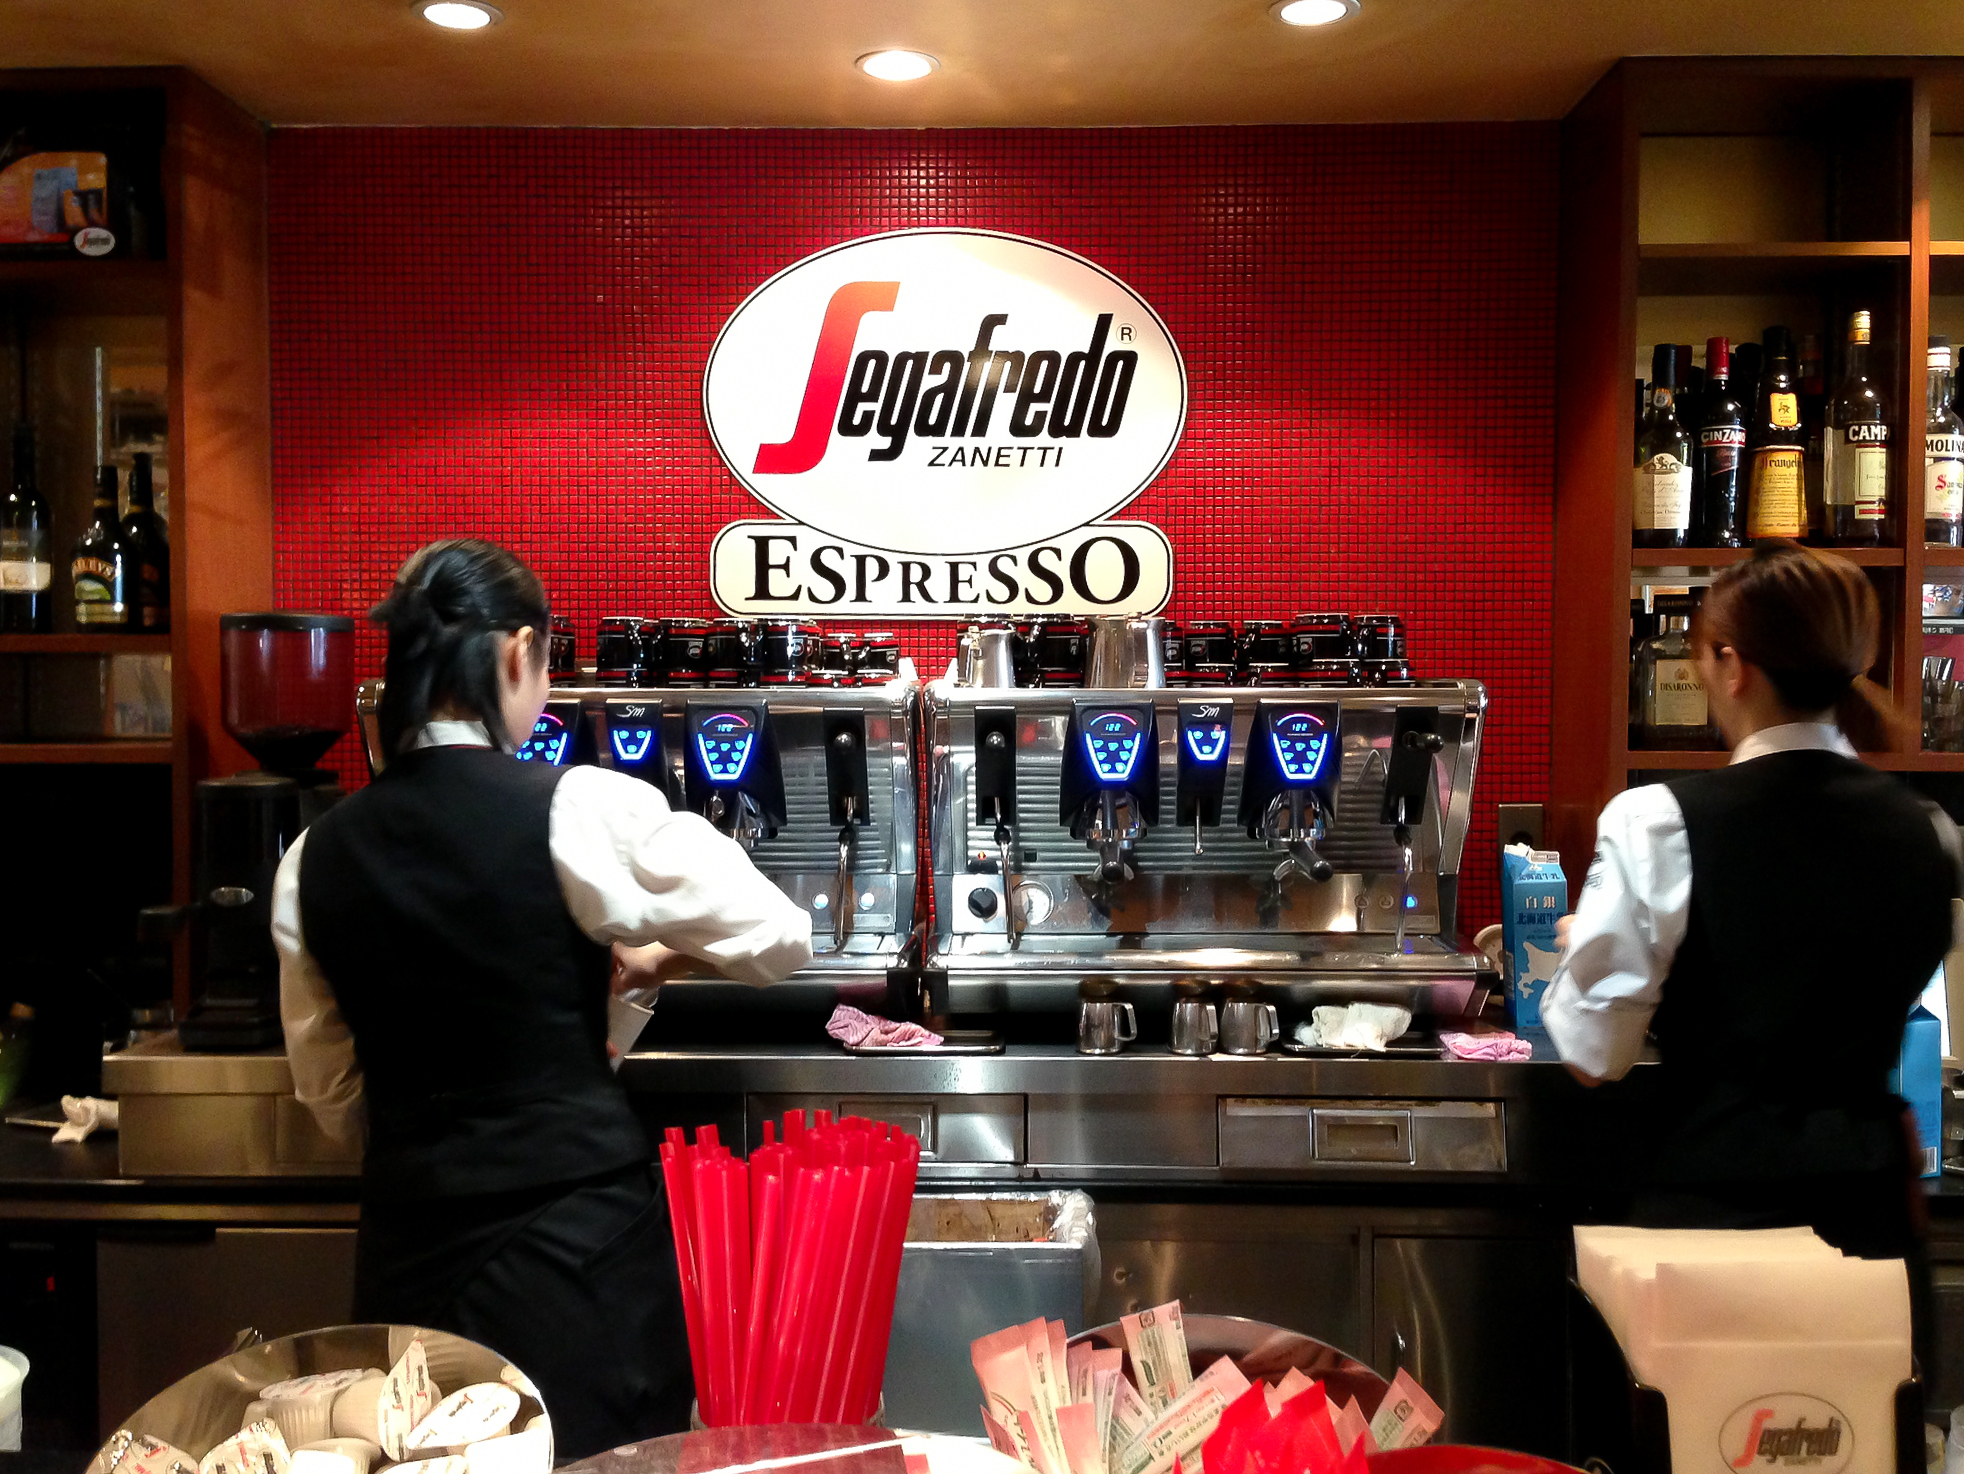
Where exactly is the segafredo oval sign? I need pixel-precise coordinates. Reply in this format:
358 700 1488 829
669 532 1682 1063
1719 1394 1853 1474
703 229 1186 557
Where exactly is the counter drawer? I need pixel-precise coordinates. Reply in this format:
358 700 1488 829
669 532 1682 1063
1219 1098 1505 1174
747 1093 1025 1178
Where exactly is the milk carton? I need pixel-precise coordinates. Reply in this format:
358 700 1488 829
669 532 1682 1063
1501 844 1565 1029
1890 1004 1942 1178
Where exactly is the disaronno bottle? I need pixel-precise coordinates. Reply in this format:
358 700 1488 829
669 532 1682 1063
1747 327 1806 539
1639 597 1711 750
1927 336 1964 546
1824 310 1890 545
1634 344 1693 548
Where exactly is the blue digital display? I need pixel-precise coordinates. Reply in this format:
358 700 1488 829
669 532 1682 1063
1269 711 1333 784
517 711 572 766
1183 724 1229 763
695 711 756 782
1083 710 1147 784
611 727 657 764
1406 894 1419 909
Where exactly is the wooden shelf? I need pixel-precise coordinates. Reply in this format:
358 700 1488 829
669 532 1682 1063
1926 545 1964 568
1639 241 1909 294
1623 749 1727 769
0 633 173 655
0 740 173 764
1631 546 1904 568
0 257 170 315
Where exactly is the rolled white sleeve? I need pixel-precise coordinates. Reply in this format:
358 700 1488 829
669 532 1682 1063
1541 783 1693 1081
271 831 368 1148
549 766 815 985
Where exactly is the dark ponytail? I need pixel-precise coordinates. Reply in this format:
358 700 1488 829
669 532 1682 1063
372 539 549 757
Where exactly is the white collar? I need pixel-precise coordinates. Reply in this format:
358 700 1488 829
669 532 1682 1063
412 719 495 750
1730 720 1856 765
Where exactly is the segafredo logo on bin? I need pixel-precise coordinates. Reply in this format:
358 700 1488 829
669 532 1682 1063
1720 1394 1852 1472
703 229 1185 567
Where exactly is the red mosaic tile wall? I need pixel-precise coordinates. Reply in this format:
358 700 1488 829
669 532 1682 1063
267 124 1556 928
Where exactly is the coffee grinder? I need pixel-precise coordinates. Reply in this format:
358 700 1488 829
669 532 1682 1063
156 613 354 1052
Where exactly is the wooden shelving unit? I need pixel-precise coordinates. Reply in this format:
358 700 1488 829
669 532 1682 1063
0 741 173 764
1551 58 1964 866
1 67 272 1007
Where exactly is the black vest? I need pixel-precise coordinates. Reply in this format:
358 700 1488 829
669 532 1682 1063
298 746 648 1201
1651 750 1953 1185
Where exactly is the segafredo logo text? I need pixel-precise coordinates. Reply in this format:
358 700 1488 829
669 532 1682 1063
1720 1395 1853 1473
702 229 1186 560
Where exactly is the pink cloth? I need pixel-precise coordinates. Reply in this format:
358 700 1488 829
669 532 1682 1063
825 1004 943 1049
1440 1029 1532 1062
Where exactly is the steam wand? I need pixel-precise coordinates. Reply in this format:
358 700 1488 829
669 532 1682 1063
832 793 858 952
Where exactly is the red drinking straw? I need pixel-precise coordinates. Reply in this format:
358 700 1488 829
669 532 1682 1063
658 1141 712 1418
738 1167 784 1421
811 1158 876 1420
723 1156 751 1419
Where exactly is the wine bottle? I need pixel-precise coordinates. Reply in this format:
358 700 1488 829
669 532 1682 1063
122 451 169 632
72 465 132 628
1747 327 1807 540
1697 336 1747 547
1634 344 1693 549
1928 336 1964 546
1 422 52 633
1824 311 1891 545
1798 331 1827 542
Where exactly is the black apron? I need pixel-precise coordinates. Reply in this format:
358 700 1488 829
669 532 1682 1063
300 746 692 1458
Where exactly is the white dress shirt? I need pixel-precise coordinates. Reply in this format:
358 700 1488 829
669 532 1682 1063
272 720 814 1146
1542 722 1872 1082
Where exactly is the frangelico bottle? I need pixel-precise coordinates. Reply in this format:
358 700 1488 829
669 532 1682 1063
1634 344 1693 548
1928 336 1964 546
72 465 133 627
1 422 52 633
1747 327 1807 540
122 451 169 632
1824 310 1890 545
1696 336 1747 547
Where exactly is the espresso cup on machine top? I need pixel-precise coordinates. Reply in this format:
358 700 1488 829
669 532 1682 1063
1219 996 1280 1055
1077 979 1137 1055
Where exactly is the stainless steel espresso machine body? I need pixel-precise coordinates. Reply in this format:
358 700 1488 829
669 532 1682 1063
356 678 920 970
926 677 1488 1015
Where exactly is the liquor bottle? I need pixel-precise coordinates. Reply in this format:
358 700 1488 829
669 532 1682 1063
1732 340 1764 430
71 465 132 628
1747 327 1807 540
122 451 169 632
1675 344 1702 447
1928 336 1964 546
1634 344 1693 548
1798 332 1827 542
1628 598 1651 746
1 422 52 633
1638 597 1712 749
1824 310 1890 545
1696 336 1748 547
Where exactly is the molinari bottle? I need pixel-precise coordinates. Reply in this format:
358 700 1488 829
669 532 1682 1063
1747 327 1807 540
1696 336 1748 546
1 421 52 633
71 465 132 628
1634 344 1693 548
1928 337 1964 546
122 451 169 632
1824 310 1890 545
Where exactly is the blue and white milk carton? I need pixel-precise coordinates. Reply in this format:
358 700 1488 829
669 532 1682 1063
1501 843 1566 1029
1890 1002 1943 1179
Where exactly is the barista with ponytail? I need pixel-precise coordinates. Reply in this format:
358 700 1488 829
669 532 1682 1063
1546 542 1960 1257
271 540 811 1457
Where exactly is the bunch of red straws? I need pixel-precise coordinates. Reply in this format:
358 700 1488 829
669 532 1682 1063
659 1112 922 1428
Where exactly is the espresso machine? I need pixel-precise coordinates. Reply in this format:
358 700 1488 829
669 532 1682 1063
927 650 1487 1024
355 670 919 979
157 613 355 1052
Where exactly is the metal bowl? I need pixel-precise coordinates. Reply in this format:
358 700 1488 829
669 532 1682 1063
1068 1312 1390 1416
90 1324 547 1472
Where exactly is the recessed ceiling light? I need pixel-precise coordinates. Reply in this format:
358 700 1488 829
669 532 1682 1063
419 1 501 30
1271 0 1358 24
857 50 939 82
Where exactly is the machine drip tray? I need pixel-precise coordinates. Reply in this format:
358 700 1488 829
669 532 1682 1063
1279 1032 1442 1060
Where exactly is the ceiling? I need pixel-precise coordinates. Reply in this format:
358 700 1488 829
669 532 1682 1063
4 0 1964 128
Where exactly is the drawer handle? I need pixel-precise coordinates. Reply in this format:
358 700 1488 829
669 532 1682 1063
1313 1109 1413 1163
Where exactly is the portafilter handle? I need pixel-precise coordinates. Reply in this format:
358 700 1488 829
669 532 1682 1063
1267 790 1334 883
832 796 858 952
